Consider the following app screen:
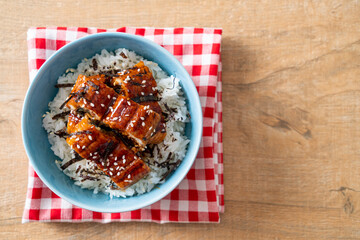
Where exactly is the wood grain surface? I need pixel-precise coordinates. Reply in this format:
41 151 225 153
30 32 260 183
1 0 360 239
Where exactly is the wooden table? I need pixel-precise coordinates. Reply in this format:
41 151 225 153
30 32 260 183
1 0 360 239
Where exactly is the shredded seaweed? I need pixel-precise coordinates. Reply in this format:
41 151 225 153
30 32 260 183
52 110 70 120
55 83 74 88
61 153 83 170
131 95 159 103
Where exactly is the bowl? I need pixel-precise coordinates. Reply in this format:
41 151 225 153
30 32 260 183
22 32 202 212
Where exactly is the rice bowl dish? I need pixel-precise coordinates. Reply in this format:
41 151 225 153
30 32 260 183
42 48 190 198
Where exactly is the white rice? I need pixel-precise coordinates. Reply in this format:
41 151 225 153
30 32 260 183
43 48 190 198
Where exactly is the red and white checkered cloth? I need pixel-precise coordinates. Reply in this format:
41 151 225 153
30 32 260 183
23 27 223 223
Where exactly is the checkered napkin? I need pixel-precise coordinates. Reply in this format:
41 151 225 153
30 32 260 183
22 27 223 223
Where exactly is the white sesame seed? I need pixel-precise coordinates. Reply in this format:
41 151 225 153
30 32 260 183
134 156 137 159
77 144 80 149
149 127 152 130
138 69 141 72
122 155 125 159
83 99 87 104
141 92 145 96
101 104 105 107
125 114 129 117
149 93 153 96
114 157 117 160
90 153 93 156
113 117 118 120
109 172 113 176
128 174 131 179
88 135 92 140
110 168 113 171
123 159 126 164
127 101 131 106
142 122 145 127
117 172 120 176
94 152 98 155
107 95 110 99
142 80 146 84
101 162 104 166
93 156 97 159
95 91 99 94
113 97 116 100
114 162 118 165
140 117 145 120
130 123 134 127
90 103 95 107
82 145 85 149
107 162 110 166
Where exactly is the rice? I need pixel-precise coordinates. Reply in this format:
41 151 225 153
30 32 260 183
43 48 190 198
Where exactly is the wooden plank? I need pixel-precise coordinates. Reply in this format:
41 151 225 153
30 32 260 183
1 0 360 239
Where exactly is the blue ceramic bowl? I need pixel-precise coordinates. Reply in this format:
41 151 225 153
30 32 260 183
22 33 202 212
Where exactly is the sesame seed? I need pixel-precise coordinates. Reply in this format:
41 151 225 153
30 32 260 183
90 153 93 156
101 104 105 107
142 80 146 84
101 162 104 166
134 156 137 159
149 127 152 130
82 145 85 149
113 117 118 120
140 117 145 120
109 172 113 176
113 97 117 100
138 69 141 72
83 99 87 104
93 156 97 159
95 91 99 94
110 168 114 171
114 157 117 160
107 162 110 166
123 159 126 164
125 114 129 117
117 172 120 176
128 174 131 179
94 152 98 155
90 103 95 107
88 135 92 140
114 162 118 165
107 95 110 99
127 101 131 106
142 122 145 127
122 155 125 159
110 154 113 157
130 123 134 127
141 92 145 95
149 93 153 96
77 145 80 149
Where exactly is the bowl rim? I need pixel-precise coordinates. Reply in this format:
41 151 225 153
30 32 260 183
21 32 203 212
